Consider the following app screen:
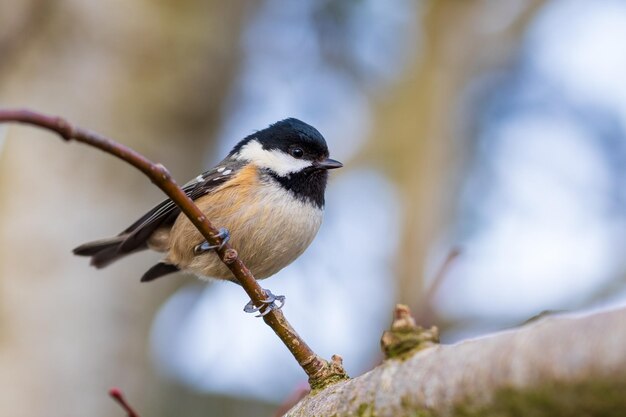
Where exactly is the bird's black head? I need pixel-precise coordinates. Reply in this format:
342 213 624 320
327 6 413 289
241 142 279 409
231 118 342 207
254 117 328 157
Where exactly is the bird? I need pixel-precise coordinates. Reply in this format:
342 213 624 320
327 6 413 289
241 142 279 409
73 118 342 314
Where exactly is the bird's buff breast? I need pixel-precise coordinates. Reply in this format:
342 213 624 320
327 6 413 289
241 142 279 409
164 167 323 281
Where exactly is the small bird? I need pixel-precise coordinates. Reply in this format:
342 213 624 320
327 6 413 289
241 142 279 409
74 118 342 314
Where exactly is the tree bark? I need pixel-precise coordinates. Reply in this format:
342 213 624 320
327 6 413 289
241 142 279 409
285 307 626 416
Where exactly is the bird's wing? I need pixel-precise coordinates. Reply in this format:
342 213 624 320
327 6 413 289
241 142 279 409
118 158 245 252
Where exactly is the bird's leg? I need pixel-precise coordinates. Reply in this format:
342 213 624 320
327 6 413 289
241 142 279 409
244 289 286 317
194 227 230 254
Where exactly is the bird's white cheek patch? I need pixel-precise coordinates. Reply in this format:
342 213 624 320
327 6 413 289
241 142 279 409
236 140 312 176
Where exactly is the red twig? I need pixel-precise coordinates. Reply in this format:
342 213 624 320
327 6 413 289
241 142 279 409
274 383 311 417
0 109 346 388
109 388 141 417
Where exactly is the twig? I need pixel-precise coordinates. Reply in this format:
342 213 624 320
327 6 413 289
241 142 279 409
109 388 141 417
0 108 346 388
414 247 461 325
424 247 460 303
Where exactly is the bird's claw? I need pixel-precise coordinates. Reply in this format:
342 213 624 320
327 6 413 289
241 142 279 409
194 227 230 254
243 289 286 317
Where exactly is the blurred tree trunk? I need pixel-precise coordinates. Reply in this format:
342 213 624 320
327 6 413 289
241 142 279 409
0 1 254 416
364 0 546 317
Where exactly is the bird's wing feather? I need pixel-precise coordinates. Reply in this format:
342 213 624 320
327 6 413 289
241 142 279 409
118 158 245 252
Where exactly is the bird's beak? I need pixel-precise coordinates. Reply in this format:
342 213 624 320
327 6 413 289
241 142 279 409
316 158 343 170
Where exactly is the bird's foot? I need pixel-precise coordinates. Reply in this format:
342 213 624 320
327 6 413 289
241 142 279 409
194 228 230 254
243 289 286 317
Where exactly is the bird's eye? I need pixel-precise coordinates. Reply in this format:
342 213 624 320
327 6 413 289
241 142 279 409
290 147 304 158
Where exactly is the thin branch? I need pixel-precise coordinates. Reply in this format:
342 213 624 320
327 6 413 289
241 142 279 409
0 109 346 388
109 388 141 417
425 247 460 303
414 247 461 324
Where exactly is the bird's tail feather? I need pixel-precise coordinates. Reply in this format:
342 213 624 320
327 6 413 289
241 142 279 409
73 235 146 268
141 262 180 282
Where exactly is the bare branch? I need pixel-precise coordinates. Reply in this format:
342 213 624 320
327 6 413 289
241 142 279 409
0 108 347 388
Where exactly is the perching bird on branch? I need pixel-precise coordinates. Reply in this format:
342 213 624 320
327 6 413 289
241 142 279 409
73 118 342 314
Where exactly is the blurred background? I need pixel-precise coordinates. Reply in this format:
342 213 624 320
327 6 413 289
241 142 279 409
2 0 626 416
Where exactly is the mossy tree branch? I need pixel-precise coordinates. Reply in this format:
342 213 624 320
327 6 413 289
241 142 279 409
285 306 626 416
0 108 347 389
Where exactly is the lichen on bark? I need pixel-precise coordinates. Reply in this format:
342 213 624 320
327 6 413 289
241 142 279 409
285 307 626 417
381 304 439 360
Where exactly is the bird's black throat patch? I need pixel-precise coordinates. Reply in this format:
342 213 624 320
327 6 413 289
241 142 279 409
266 168 328 209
